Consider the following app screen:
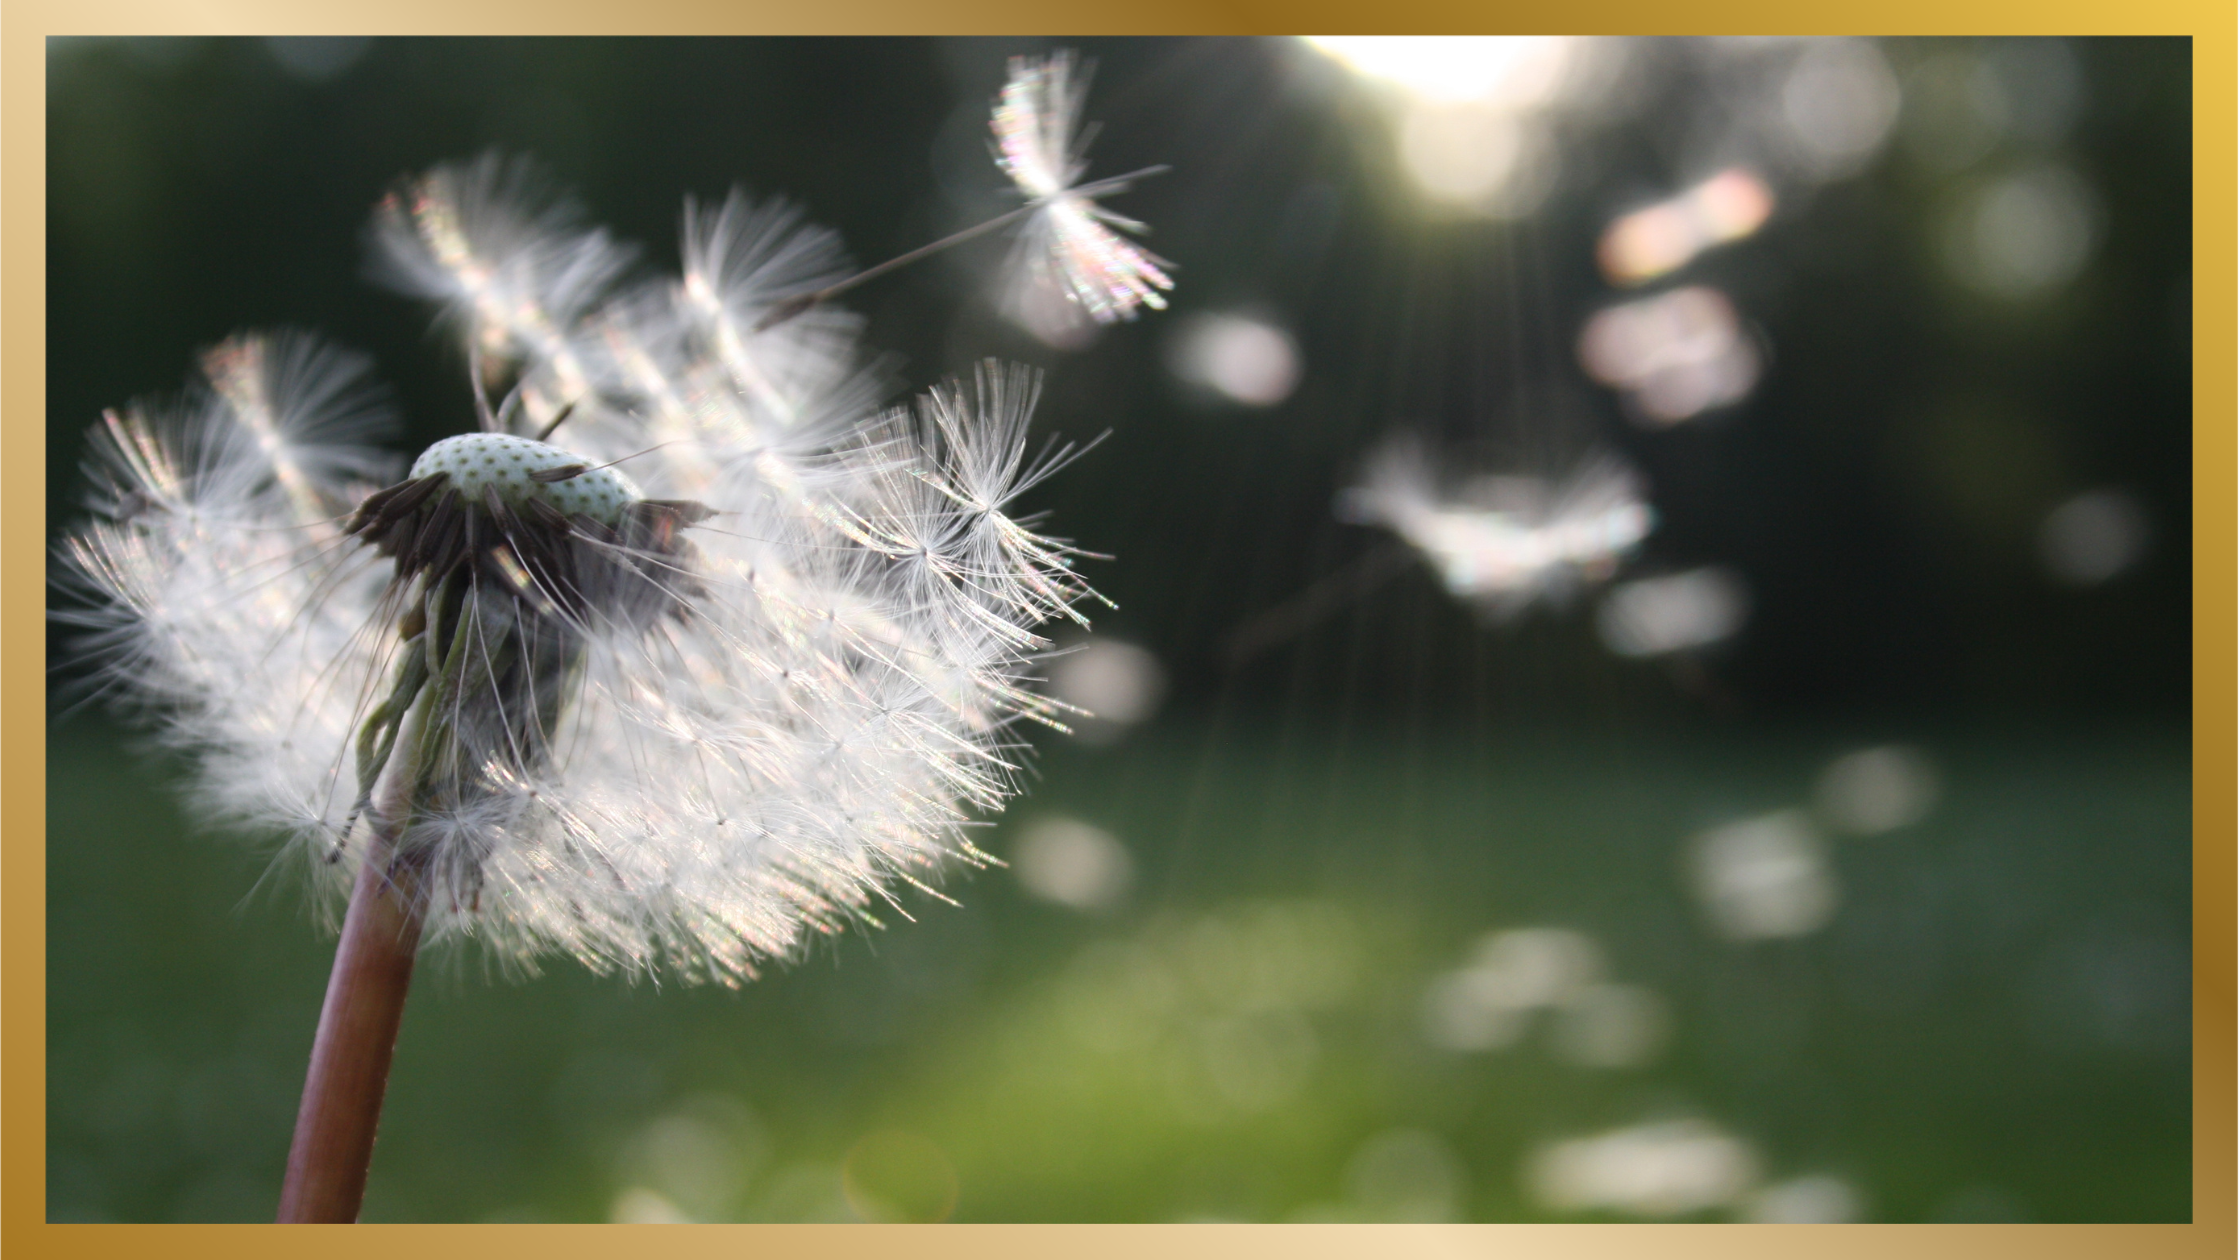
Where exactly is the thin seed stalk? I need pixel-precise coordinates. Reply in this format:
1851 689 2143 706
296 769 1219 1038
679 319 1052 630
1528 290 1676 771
751 203 1035 332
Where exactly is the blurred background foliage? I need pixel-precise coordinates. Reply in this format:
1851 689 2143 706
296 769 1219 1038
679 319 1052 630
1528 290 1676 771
46 36 2191 1222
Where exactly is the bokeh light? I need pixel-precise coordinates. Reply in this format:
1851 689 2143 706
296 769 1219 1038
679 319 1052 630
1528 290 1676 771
1011 816 1135 912
1686 811 1839 942
1527 1119 1761 1218
2037 487 2150 586
610 1097 766 1223
1903 40 2083 172
1166 312 1303 407
262 37 371 83
1777 39 1903 178
1744 1174 1865 1223
1595 567 1750 658
1814 745 1940 836
1942 163 2101 300
1549 983 1671 1070
1045 637 1168 744
1597 169 1776 287
1420 927 1614 1055
608 1185 692 1223
1578 287 1761 425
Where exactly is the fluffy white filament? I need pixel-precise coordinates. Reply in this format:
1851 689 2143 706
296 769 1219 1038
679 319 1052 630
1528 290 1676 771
61 157 1106 985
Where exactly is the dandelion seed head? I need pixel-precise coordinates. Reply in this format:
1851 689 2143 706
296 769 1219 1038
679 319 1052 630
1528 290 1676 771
63 153 1112 987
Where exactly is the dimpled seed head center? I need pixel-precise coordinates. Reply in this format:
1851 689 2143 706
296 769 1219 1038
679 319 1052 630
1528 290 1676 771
408 433 640 527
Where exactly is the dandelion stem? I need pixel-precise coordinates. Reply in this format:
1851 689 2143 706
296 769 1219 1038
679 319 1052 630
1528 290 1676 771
276 829 425 1222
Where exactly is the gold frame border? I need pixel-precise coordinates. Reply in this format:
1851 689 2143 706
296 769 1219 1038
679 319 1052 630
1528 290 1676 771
5 7 2230 1257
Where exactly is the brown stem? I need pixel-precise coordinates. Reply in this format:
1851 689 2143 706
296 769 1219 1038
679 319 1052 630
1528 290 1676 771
751 203 1036 332
276 836 425 1223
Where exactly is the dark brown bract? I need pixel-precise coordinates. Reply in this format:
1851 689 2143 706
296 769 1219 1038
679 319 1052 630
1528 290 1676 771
347 471 713 628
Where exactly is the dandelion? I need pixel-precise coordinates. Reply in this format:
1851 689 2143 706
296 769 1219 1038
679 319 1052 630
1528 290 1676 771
754 49 1174 341
57 149 1109 1220
1336 436 1655 619
992 50 1175 333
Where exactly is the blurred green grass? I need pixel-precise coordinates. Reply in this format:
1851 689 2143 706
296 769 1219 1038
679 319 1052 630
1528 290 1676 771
46 715 2189 1222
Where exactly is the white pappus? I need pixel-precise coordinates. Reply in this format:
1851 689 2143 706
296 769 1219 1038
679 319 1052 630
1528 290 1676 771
57 153 1109 986
1337 435 1655 620
992 50 1176 336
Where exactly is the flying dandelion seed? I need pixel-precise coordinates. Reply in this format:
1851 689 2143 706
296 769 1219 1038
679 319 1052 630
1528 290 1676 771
742 49 1174 344
992 50 1175 336
1336 436 1654 619
58 150 1111 1221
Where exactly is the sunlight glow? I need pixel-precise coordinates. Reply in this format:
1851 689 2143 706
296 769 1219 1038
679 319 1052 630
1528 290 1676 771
1306 37 1584 216
1305 36 1577 107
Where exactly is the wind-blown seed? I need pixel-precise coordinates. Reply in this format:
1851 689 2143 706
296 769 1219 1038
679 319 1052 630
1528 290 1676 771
992 51 1176 334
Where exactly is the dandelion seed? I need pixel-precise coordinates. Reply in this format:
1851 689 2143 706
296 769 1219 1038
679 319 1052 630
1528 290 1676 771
369 151 635 424
1337 436 1655 619
992 51 1175 335
60 153 1108 1221
751 50 1177 342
